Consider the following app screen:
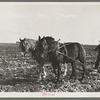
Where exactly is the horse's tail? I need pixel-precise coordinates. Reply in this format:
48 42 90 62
77 43 86 64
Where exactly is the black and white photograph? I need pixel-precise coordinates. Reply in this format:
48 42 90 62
0 2 100 97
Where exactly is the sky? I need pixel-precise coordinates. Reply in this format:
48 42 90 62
0 2 100 45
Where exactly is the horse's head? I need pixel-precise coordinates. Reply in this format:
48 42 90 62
19 38 31 56
36 36 56 60
35 36 49 59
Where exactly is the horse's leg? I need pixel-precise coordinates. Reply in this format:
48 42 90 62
57 63 61 82
38 61 44 81
52 61 61 82
70 62 76 79
95 56 100 69
63 63 68 77
38 65 42 81
42 65 47 78
52 62 58 78
76 56 85 81
53 67 57 76
79 64 85 81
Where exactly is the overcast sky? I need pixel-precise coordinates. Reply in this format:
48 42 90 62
0 2 100 45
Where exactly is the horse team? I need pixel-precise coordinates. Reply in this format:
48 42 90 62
19 36 100 82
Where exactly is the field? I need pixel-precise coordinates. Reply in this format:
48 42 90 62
0 43 99 92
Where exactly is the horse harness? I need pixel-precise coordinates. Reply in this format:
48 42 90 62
48 42 85 67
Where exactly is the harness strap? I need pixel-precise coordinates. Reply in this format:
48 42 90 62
57 43 71 51
49 42 69 53
56 51 85 67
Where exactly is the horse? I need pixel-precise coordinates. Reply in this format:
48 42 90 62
19 38 36 58
94 44 100 69
35 36 86 82
19 38 47 81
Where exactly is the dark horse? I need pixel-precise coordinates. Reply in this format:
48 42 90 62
94 44 100 69
35 36 86 81
19 38 36 58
